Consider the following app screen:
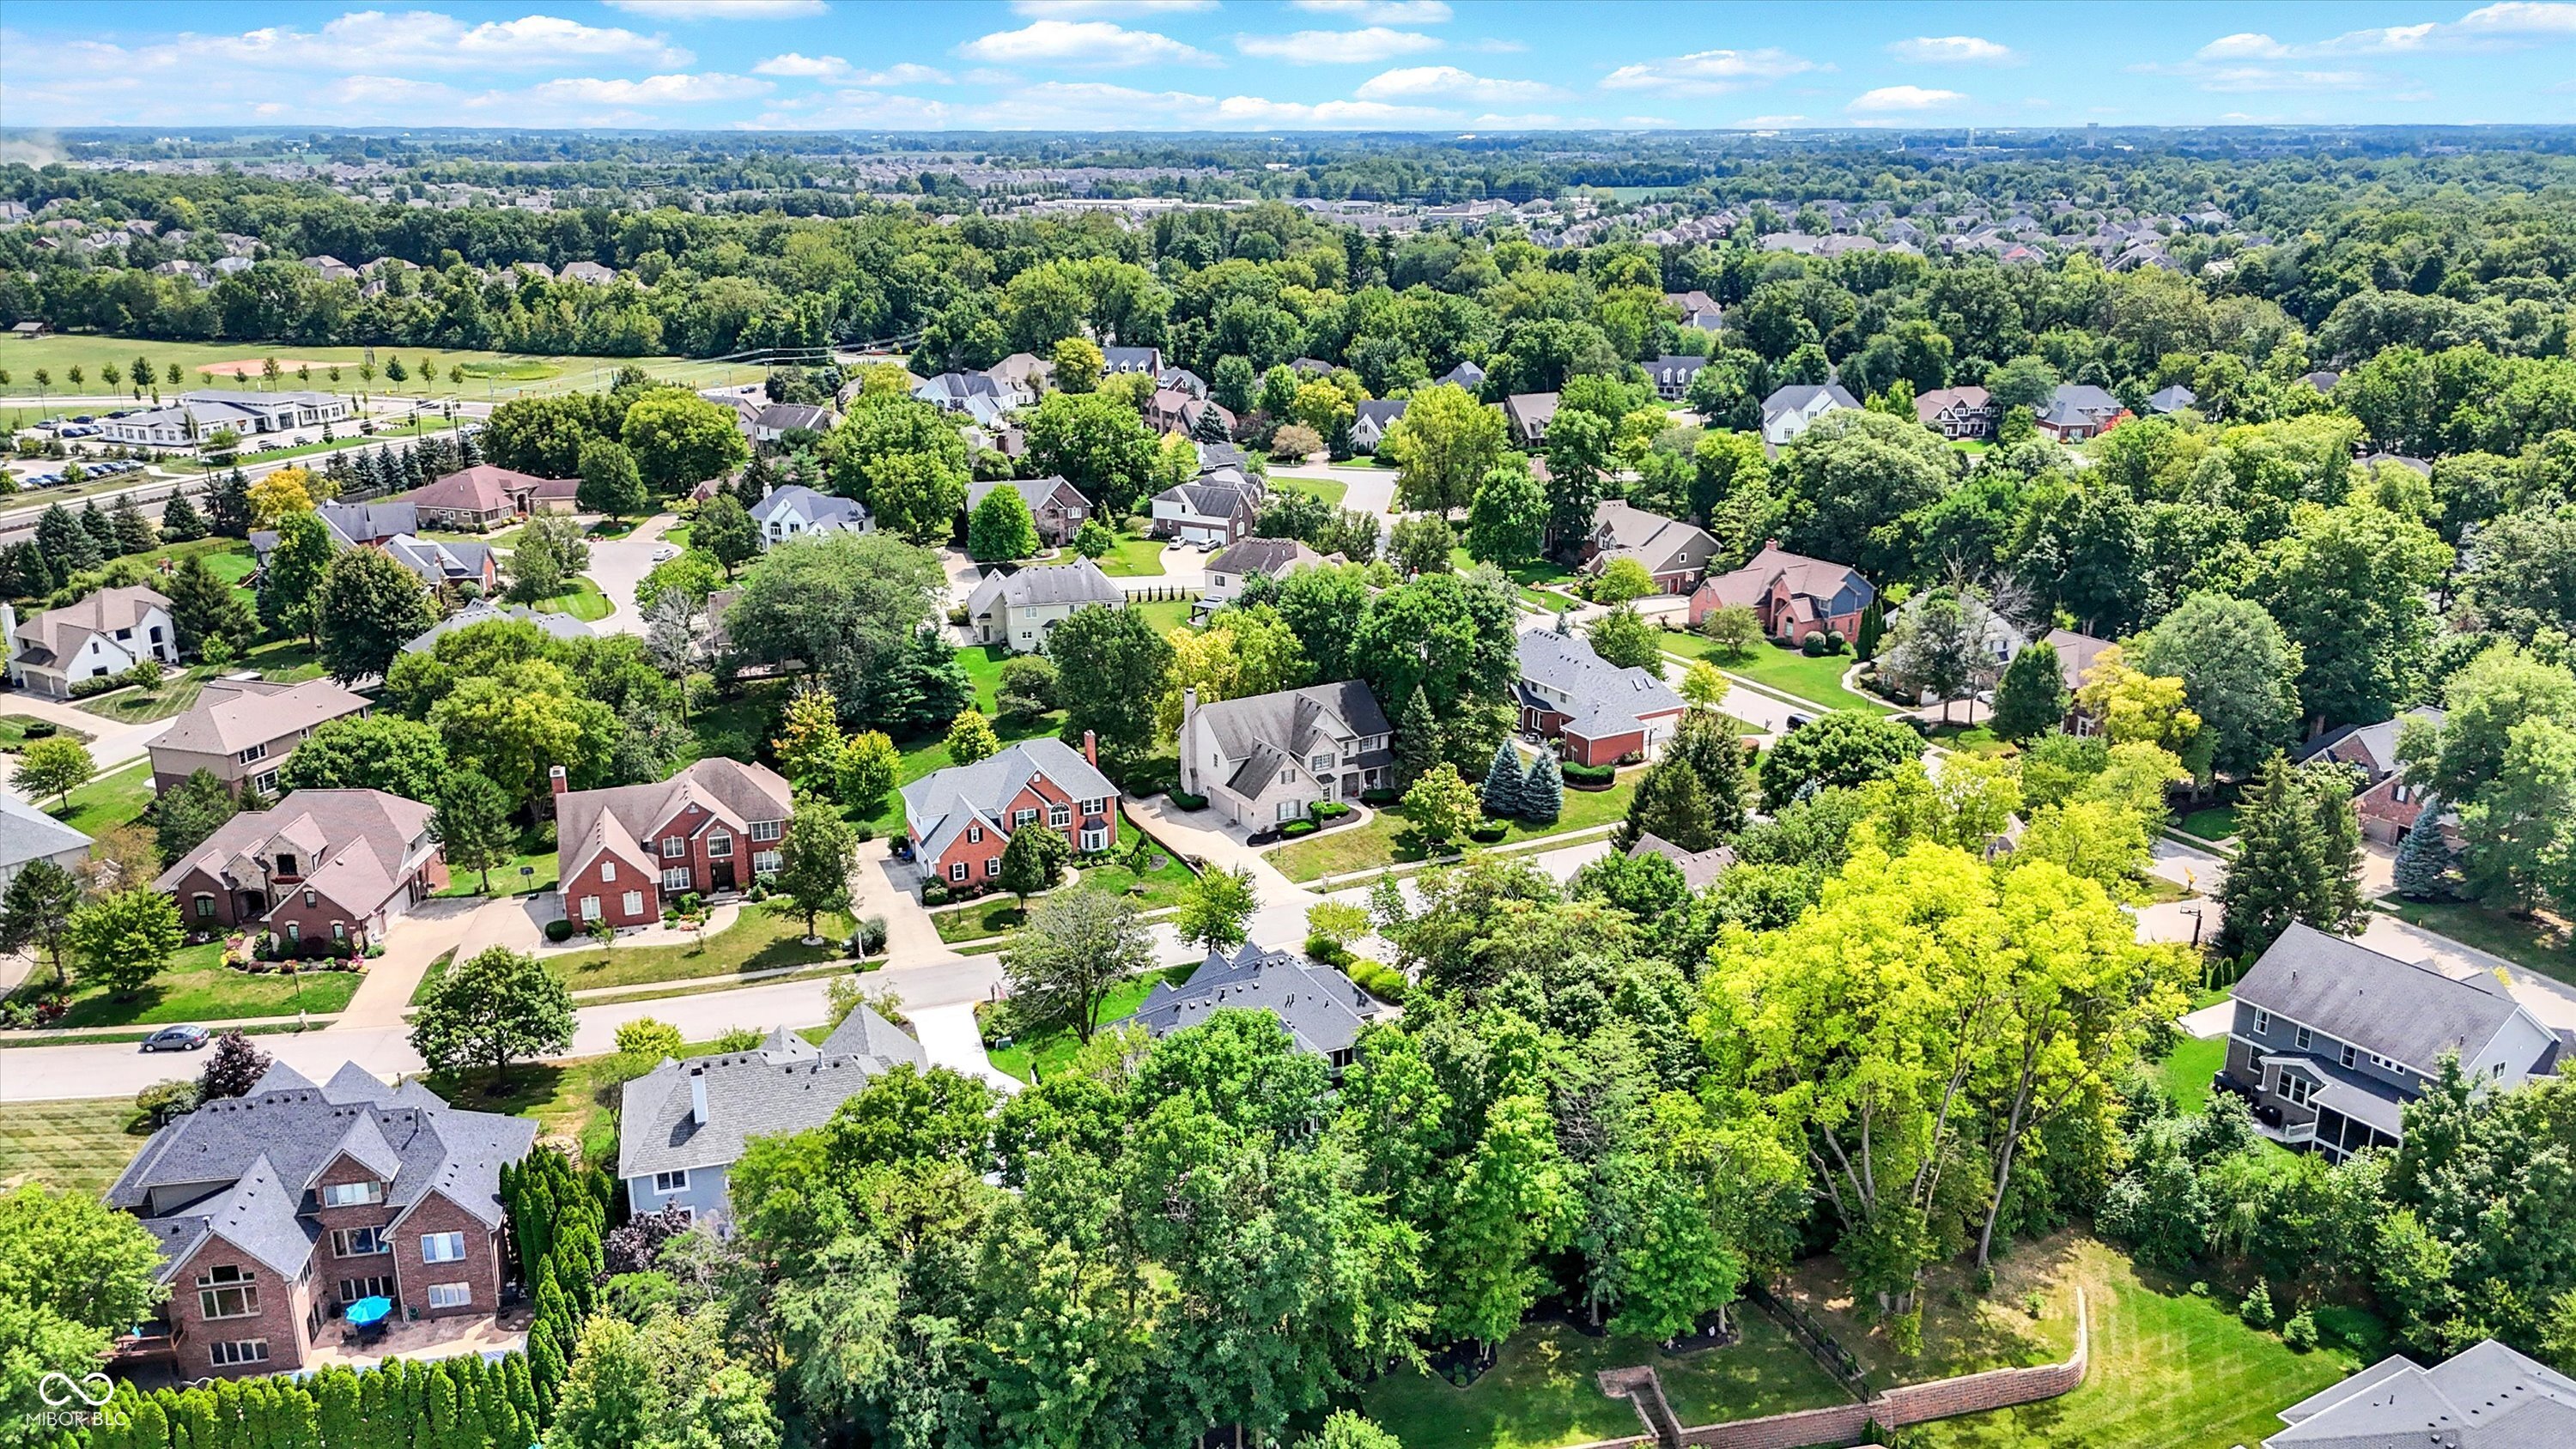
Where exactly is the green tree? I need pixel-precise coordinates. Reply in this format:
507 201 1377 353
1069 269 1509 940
0 1180 169 1354
1463 460 1547 566
1050 336 1104 393
68 888 183 999
2391 817 2457 900
1025 391 1159 518
996 655 1060 720
1542 408 1616 551
1002 888 1150 1043
1384 514 1456 578
165 553 254 658
777 797 858 940
157 487 210 543
2135 593 2305 778
34 503 100 574
151 768 240 868
314 546 434 684
2217 754 2366 959
1382 384 1507 514
1403 761 1483 848
258 509 337 640
723 533 949 712
410 944 574 1086
837 731 902 819
997 823 1073 904
12 736 94 812
944 707 1001 767
621 390 750 494
696 494 762 577
1877 588 1988 723
1299 1413 1404 1449
432 770 519 894
1585 604 1662 671
2257 501 2451 730
1619 755 1718 852
1520 754 1563 823
1990 641 2071 743
1479 741 1524 817
1698 601 1766 660
0 858 82 988
1668 707 1751 835
575 437 648 521
1049 605 1174 763
277 714 450 799
1588 556 1656 605
1758 710 1924 810
1680 658 1730 713
966 484 1041 562
1172 863 1259 951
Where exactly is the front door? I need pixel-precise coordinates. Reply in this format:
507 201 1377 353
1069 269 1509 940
712 861 737 892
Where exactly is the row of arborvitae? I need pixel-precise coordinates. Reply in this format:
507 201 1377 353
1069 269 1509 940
1478 741 1564 823
72 1150 612 1449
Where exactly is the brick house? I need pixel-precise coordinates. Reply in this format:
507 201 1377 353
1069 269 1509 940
902 735 1117 895
1690 543 1874 645
1514 627 1686 767
149 677 372 797
394 464 579 530
2295 706 2445 844
965 476 1091 548
553 757 793 931
154 790 447 953
1579 500 1717 593
106 1060 535 1379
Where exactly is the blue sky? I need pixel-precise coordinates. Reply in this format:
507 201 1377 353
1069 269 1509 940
3 0 2573 132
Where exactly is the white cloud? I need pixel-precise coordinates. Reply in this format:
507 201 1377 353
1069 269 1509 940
1601 47 1814 94
1291 0 1455 21
1236 27 1440 64
1008 0 1219 14
957 19 1216 67
28 11 694 76
605 0 826 18
1848 84 1967 112
1212 94 1455 126
1735 114 1809 127
2194 66 2379 92
2196 3 2576 59
752 88 957 127
1356 65 1560 103
753 53 951 83
2197 33 2291 59
1888 35 2018 64
529 72 771 104
1462 36 1528 52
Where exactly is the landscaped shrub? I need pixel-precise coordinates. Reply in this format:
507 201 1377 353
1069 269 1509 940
1561 761 1618 789
2281 1308 2318 1352
854 914 890 955
1347 960 1408 1005
544 918 574 943
1801 630 1831 656
1310 800 1352 820
922 881 951 906
1304 933 1352 966
1359 786 1400 805
1169 790 1210 811
21 720 53 739
1280 818 1318 838
2239 1280 2274 1329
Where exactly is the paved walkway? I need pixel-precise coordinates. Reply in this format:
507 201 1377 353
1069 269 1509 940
0 691 175 789
909 1003 1018 1093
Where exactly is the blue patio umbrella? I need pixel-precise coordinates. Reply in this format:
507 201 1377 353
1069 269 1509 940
344 1296 394 1327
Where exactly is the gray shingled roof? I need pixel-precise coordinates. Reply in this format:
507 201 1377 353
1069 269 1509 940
153 677 369 756
2269 1339 2576 1446
1191 680 1390 796
1121 943 1388 1059
1516 629 1686 739
616 1007 927 1179
1627 832 1736 890
968 558 1124 615
2237 924 2535 1076
899 737 1116 864
750 483 869 530
0 793 89 873
404 601 595 654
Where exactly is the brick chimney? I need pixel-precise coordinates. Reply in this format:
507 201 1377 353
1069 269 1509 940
1083 730 1099 768
549 764 568 797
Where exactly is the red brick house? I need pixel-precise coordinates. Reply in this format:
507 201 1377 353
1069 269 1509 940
153 790 447 954
1690 543 1875 645
900 735 1118 895
106 1060 535 1379
553 757 793 931
1515 628 1688 767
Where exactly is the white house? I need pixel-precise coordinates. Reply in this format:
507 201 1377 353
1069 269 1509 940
1177 682 1394 828
3 587 177 699
99 391 350 449
1350 399 1407 452
964 559 1126 652
749 484 872 544
1150 476 1259 548
1758 383 1860 446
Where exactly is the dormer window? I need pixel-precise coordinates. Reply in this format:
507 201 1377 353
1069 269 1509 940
323 1179 384 1208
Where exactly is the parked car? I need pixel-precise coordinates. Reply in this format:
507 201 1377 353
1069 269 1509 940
140 1024 211 1052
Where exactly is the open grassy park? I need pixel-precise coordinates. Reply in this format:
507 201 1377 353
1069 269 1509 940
0 336 760 406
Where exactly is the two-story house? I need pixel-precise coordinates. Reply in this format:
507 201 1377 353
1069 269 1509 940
748 483 872 544
1645 355 1708 401
1914 385 1995 440
1759 382 1859 446
902 735 1117 894
2 587 176 698
1177 681 1394 828
965 476 1090 548
154 790 448 952
1195 537 1337 615
106 1059 535 1379
2032 384 2129 443
1102 345 1164 379
1690 543 1875 646
552 757 793 931
617 1011 927 1232
2297 706 2447 844
1349 399 1407 452
2261 1340 2576 1448
1149 475 1260 548
2220 924 2563 1161
1580 500 1717 593
149 677 372 797
964 559 1126 652
1121 942 1389 1070
1504 391 1558 447
394 465 578 531
1515 627 1687 767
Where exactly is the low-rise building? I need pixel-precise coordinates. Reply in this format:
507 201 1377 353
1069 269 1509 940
1758 382 1860 446
99 391 350 449
1103 346 1164 379
965 558 1125 652
395 465 579 530
149 677 372 796
1121 942 1388 1070
2220 924 2562 1162
749 483 872 543
2032 384 2129 443
1689 543 1874 645
1666 290 1724 330
403 601 594 655
1196 537 1335 614
902 736 1118 894
155 790 447 951
965 476 1090 548
2263 1339 2575 1446
1350 399 1407 452
1150 475 1259 548
2 587 176 698
2143 383 2198 415
1177 680 1393 828
1579 500 1716 593
0 793 89 893
1626 831 1736 889
1504 391 1558 447
105 1060 535 1379
1914 385 1995 440
1515 627 1687 767
552 757 793 931
1644 355 1708 401
751 403 835 445
616 1012 927 1231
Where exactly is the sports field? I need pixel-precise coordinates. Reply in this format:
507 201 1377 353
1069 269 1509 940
0 336 758 404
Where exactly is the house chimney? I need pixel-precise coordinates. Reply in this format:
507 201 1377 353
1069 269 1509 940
1083 730 1098 768
690 1073 708 1126
1182 687 1198 726
549 764 568 797
1763 538 1780 552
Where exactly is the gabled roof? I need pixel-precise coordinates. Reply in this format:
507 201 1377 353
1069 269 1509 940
154 677 368 756
1588 500 1714 573
616 1006 927 1179
1516 629 1686 739
2268 1339 2576 1447
1699 544 1871 613
1152 479 1255 522
1123 942 1388 1059
1352 399 1408 430
2237 923 2542 1076
556 758 794 886
966 475 1085 518
901 737 1115 864
755 403 833 433
1191 680 1391 789
153 789 438 923
967 558 1124 616
9 585 169 668
0 793 89 872
2145 383 2198 414
2042 627 2113 693
1760 382 1860 418
2295 706 2444 781
1645 355 1707 388
398 464 572 515
1914 385 1992 422
1503 392 1559 430
404 601 594 654
750 483 869 530
1439 361 1485 388
380 535 491 590
1206 537 1326 579
1628 832 1736 890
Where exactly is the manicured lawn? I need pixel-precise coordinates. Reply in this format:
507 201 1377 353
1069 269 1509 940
983 964 1197 1083
1277 475 1350 507
0 335 753 403
532 576 614 621
1928 722 2014 757
956 643 1012 712
57 759 155 837
931 819 1199 943
2157 1035 2230 1114
1130 597 1197 638
33 940 363 1030
544 899 854 992
0 714 89 752
1268 771 1639 882
2379 898 2576 987
75 638 325 725
1358 1313 1846 1449
2176 805 2239 844
1659 634 1895 714
436 829 562 897
0 1097 155 1196
1088 534 1169 578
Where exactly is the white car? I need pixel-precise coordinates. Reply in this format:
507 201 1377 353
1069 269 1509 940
652 544 679 561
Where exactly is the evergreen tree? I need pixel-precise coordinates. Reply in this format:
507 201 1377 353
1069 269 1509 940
167 554 253 657
2217 753 2366 959
1667 710 1750 835
35 502 101 573
2392 819 2457 900
1191 403 1230 444
1990 641 2071 743
0 539 57 598
1618 755 1717 851
1394 685 1439 788
112 494 158 556
80 500 117 555
209 470 253 537
1520 753 1563 823
1479 740 1524 817
157 487 210 543
456 427 482 468
1854 596 1886 661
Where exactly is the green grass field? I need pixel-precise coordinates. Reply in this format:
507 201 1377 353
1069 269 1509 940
2157 1035 2230 1114
1267 772 1638 882
929 816 1198 943
0 336 759 404
1088 534 1170 578
1277 475 1352 508
435 828 561 898
544 899 852 992
984 964 1196 1083
0 1097 155 1195
36 940 363 1030
2176 805 2240 844
2379 898 2576 987
1659 634 1896 714
532 576 615 622
54 758 155 837
0 714 89 753
75 636 322 727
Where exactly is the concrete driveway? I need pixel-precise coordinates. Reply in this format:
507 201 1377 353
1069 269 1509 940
580 512 681 637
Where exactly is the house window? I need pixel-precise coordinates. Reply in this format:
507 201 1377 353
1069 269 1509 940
237 743 266 765
707 833 732 858
197 1265 260 1319
284 921 301 943
2252 1008 2271 1035
967 826 983 845
337 1276 393 1305
1013 808 1038 828
255 770 280 794
322 1180 383 1208
2294 1026 2312 1051
622 890 643 916
2280 1074 2313 1107
601 861 618 883
421 1233 466 1264
331 1227 386 1257
302 888 317 907
1277 800 1301 822
750 820 782 842
753 851 781 875
1311 753 1334 773
331 921 346 943
194 894 216 919
1279 769 1294 784
580 895 602 922
662 836 688 858
1081 828 1108 852
209 1340 270 1367
1048 804 1070 828
653 1169 690 1193
661 867 690 891
425 1283 471 1311
985 858 1002 877
949 861 969 883
2342 1044 2358 1069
